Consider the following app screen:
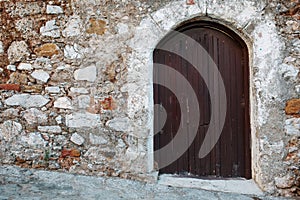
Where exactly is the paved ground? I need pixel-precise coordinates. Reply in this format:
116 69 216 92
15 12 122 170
0 165 292 200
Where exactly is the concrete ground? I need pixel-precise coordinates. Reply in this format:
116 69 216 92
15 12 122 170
0 165 292 200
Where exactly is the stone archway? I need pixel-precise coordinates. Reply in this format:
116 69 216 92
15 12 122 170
127 0 287 193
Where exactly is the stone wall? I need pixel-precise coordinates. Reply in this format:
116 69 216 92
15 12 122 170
0 0 163 181
279 0 300 196
0 0 299 197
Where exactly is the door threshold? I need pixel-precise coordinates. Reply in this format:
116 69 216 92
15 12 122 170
158 174 264 195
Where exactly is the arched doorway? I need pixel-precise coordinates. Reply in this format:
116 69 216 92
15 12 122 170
153 21 251 179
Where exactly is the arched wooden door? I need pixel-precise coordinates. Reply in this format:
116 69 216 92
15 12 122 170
153 21 251 179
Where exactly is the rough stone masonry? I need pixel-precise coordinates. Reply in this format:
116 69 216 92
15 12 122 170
0 0 299 197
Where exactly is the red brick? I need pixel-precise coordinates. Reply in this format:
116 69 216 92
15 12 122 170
101 96 117 110
61 149 81 158
0 84 21 91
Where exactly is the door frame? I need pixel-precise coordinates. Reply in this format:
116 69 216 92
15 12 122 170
146 16 256 178
152 19 252 178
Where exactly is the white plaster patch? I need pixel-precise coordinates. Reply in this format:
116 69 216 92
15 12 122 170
206 0 263 27
127 20 161 54
278 63 299 81
252 20 285 126
116 23 129 34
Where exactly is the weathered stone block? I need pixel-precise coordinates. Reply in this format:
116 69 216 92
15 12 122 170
54 97 73 109
76 95 90 109
9 72 28 84
106 117 129 132
70 87 89 94
285 118 300 136
62 16 82 37
21 132 47 147
46 5 64 14
0 108 19 118
40 20 60 38
64 44 82 59
32 58 52 70
86 18 106 35
116 23 129 35
275 175 295 189
66 112 101 128
0 120 22 142
38 126 62 134
22 108 48 125
21 85 43 93
14 2 43 17
84 147 115 162
278 63 299 81
5 94 49 108
286 99 300 115
7 65 16 71
18 63 33 71
34 43 60 57
0 41 3 54
74 65 97 82
7 41 30 63
55 115 63 124
70 133 85 145
31 70 50 83
89 133 108 145
45 86 60 94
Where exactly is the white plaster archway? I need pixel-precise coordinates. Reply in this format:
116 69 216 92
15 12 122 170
127 0 287 193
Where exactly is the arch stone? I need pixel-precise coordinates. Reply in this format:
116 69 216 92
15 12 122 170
127 0 292 193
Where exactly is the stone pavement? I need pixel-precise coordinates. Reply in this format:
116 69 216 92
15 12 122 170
0 165 291 200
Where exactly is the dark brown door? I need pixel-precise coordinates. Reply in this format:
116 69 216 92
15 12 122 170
154 21 251 179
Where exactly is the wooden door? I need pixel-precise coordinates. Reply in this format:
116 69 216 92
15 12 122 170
154 21 251 179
